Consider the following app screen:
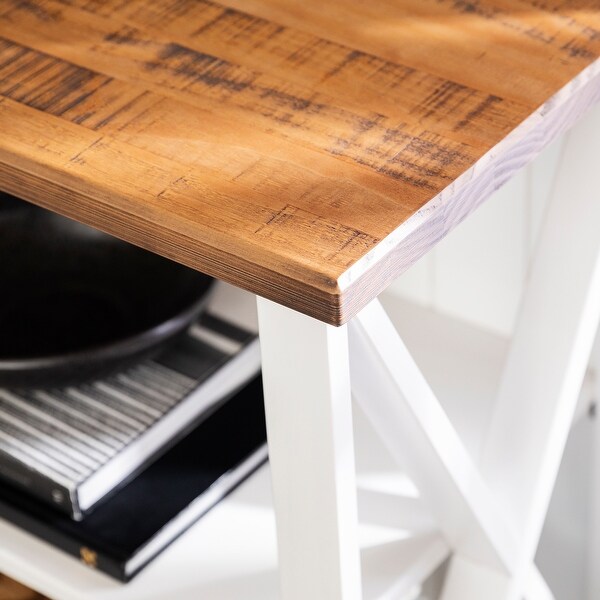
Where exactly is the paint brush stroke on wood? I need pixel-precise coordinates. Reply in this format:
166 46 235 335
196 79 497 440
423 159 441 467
0 0 598 323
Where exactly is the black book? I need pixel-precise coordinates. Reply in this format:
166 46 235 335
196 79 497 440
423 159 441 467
0 313 261 519
0 375 267 582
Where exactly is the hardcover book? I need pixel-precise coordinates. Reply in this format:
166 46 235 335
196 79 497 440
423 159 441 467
0 375 267 581
0 313 260 519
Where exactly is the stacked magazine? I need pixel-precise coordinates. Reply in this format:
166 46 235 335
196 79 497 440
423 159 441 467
0 311 266 581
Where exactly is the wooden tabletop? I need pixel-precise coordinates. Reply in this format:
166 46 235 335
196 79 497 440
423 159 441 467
0 0 599 324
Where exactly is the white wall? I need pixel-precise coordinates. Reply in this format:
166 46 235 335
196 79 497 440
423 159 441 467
388 136 566 337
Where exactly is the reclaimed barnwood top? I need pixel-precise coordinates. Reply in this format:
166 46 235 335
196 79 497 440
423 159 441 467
0 0 599 324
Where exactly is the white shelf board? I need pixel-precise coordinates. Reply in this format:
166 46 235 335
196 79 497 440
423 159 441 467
0 290 592 600
0 490 446 600
0 405 447 600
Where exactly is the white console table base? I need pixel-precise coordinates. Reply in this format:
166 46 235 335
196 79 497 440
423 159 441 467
258 105 600 600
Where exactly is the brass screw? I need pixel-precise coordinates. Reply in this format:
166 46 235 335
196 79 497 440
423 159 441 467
80 547 98 568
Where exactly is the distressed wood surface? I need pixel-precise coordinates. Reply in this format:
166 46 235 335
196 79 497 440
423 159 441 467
0 0 598 324
0 573 47 599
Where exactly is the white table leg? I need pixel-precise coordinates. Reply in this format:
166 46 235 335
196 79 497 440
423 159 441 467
257 298 362 600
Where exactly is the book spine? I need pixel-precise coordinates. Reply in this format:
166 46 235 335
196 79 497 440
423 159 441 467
0 450 79 518
0 491 127 581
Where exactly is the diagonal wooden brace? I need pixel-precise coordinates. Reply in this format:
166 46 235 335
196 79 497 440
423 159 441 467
350 104 600 600
350 301 554 599
444 97 600 600
349 299 519 575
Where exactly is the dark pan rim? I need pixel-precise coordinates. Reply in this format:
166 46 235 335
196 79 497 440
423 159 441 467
0 287 212 376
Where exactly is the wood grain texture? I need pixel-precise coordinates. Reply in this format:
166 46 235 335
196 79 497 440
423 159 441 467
0 573 47 599
0 0 598 324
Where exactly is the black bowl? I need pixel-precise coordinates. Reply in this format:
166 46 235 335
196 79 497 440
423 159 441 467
0 193 214 387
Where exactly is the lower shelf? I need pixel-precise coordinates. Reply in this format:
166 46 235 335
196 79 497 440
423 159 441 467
0 374 453 599
0 413 448 600
0 290 593 600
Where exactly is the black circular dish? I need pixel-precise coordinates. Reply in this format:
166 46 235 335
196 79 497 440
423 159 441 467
0 193 214 387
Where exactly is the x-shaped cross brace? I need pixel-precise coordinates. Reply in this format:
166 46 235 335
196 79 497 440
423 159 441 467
257 105 600 600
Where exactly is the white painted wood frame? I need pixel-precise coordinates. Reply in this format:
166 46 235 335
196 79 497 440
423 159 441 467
257 298 362 600
353 107 600 599
350 300 557 599
258 106 600 600
349 298 518 575
443 105 600 600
